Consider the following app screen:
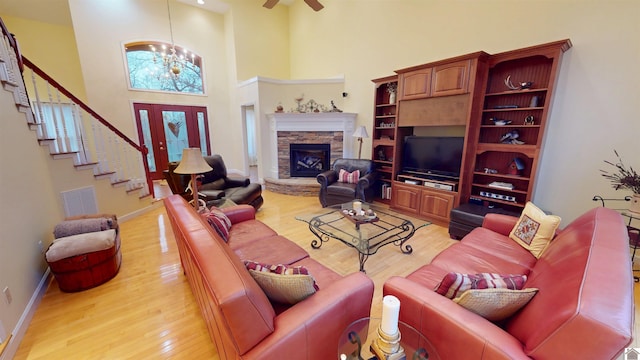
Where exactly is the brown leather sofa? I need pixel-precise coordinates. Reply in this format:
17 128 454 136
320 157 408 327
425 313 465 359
384 207 634 359
317 158 376 207
163 195 374 359
164 154 263 210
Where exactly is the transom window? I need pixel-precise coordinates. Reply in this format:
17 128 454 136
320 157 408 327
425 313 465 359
124 41 204 94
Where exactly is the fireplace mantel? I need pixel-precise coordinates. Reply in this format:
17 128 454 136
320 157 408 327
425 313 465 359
265 112 357 179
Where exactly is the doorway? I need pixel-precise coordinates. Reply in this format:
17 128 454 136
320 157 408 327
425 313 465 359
242 105 258 182
134 103 210 180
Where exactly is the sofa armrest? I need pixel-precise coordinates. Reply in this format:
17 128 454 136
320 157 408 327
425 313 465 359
383 277 530 360
226 176 251 187
317 170 337 187
245 272 374 359
221 205 256 224
482 213 519 236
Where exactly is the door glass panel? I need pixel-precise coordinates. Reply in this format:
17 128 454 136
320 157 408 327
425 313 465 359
138 110 156 172
197 111 208 156
163 111 189 162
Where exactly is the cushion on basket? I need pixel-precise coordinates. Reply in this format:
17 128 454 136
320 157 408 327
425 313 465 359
46 229 117 263
53 217 113 238
244 260 319 304
453 288 538 322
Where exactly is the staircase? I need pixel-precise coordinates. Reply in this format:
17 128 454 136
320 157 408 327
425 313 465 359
1 18 154 216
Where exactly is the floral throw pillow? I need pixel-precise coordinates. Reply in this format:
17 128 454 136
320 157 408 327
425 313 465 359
509 202 561 258
338 169 360 184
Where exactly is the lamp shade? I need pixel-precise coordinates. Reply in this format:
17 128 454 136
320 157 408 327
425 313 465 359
174 148 212 174
352 126 369 139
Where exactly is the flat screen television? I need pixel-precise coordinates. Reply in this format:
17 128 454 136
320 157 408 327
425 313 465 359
401 136 464 179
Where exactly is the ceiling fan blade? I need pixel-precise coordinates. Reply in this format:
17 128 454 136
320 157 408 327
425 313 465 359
263 0 279 9
304 0 324 11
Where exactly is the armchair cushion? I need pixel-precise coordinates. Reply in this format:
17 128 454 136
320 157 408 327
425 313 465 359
338 169 360 184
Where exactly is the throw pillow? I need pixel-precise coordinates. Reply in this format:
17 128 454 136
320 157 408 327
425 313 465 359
244 260 319 304
434 273 527 299
453 288 538 322
202 207 232 242
509 202 562 258
338 169 360 184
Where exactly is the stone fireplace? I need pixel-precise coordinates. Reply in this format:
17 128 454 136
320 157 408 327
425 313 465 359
265 112 357 180
289 143 331 177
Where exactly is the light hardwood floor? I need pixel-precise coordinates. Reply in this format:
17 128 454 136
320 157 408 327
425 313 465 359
12 186 640 359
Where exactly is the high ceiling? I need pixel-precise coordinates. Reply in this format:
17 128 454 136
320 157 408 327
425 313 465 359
0 0 72 26
0 0 296 28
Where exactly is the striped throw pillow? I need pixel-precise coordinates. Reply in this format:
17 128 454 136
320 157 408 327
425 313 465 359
338 169 360 184
434 273 527 299
202 208 232 242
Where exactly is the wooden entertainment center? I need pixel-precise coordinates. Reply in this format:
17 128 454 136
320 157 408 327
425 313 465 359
371 39 572 225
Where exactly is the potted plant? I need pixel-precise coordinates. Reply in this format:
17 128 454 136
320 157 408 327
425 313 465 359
601 150 640 213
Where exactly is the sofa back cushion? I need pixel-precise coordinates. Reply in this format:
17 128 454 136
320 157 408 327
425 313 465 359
506 207 633 359
164 195 275 357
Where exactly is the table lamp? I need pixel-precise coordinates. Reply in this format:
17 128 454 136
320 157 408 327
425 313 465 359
352 126 369 159
174 148 212 210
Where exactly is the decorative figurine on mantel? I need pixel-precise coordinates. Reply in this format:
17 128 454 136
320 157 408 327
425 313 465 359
275 102 284 113
329 100 343 112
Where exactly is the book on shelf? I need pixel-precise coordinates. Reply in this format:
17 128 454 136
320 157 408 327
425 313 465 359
381 183 392 200
488 181 514 190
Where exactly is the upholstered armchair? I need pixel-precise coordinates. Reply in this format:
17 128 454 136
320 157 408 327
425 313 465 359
317 158 376 207
164 154 264 210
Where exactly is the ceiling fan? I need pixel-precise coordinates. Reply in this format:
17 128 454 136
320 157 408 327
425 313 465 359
263 0 324 11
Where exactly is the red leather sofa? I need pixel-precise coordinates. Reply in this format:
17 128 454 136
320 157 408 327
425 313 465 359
163 195 374 359
384 207 634 359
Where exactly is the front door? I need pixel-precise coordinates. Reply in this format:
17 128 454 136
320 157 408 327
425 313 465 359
134 103 210 180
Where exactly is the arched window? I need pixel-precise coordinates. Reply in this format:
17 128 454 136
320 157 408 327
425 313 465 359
124 41 204 94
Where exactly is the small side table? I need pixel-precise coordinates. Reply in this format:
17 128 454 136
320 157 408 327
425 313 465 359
338 318 440 360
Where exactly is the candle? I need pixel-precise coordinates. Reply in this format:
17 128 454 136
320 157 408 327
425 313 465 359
353 201 362 214
380 295 400 335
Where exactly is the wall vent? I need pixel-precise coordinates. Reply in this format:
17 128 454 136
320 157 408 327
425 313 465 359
61 186 98 217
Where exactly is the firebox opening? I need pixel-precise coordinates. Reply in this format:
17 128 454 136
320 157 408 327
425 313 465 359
290 143 331 177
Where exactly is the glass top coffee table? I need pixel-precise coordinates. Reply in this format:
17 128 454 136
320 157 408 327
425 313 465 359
296 201 429 272
338 318 440 360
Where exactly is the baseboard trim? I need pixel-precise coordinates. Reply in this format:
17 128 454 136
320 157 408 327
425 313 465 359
119 200 163 223
0 268 51 360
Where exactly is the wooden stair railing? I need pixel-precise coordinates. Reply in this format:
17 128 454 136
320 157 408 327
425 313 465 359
1 16 153 198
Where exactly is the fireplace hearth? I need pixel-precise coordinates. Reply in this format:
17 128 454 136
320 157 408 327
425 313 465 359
290 143 331 177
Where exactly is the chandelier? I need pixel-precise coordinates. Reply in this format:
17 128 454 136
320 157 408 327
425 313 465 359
151 0 195 77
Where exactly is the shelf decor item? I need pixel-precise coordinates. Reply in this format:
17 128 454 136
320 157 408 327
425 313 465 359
386 82 397 104
601 150 640 213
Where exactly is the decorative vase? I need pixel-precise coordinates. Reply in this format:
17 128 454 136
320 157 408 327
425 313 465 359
630 194 640 214
389 92 396 104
